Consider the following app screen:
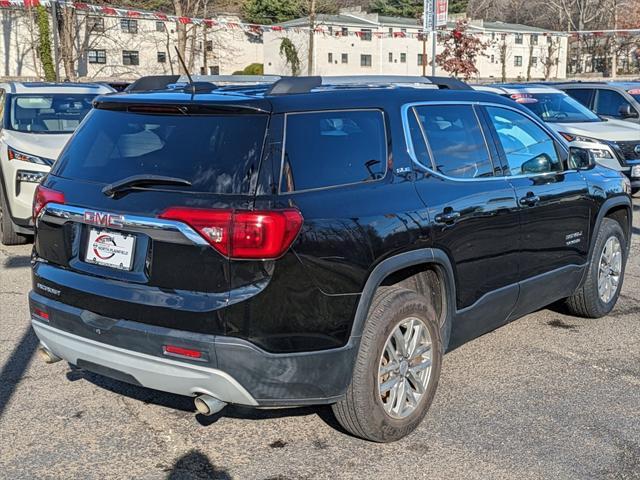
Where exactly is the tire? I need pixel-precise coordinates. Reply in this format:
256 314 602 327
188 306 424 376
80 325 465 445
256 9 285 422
564 218 626 318
631 188 639 196
332 286 443 442
0 187 28 246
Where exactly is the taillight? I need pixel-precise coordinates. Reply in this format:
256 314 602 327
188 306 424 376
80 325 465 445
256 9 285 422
159 207 303 260
33 185 65 220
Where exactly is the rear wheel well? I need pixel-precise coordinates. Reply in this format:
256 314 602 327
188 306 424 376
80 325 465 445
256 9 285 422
379 264 446 331
604 206 630 243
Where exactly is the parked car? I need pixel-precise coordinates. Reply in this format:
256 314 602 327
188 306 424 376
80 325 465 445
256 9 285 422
30 76 632 442
0 82 114 245
473 84 640 194
552 81 640 124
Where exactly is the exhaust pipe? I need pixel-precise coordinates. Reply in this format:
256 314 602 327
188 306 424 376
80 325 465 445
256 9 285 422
38 345 61 364
194 394 226 416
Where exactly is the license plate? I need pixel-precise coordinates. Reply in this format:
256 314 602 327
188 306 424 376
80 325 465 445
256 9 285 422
85 229 136 271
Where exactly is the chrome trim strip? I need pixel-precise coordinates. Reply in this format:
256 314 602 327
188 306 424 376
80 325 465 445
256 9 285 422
39 203 207 246
400 100 571 183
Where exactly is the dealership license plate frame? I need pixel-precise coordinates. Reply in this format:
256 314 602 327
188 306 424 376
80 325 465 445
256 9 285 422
85 228 136 271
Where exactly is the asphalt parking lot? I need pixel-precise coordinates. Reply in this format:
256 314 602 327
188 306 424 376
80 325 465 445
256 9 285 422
0 198 638 480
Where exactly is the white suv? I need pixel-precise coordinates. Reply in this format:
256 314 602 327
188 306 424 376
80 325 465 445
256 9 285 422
472 84 640 193
0 82 113 244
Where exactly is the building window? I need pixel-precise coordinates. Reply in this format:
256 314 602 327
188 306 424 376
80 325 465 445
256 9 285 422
547 35 553 44
123 50 139 66
156 21 165 32
491 32 495 40
388 27 393 35
401 28 407 34
341 27 348 36
531 34 538 45
121 19 138 34
206 40 213 52
531 56 538 66
389 52 393 62
88 49 106 64
361 54 372 67
87 16 104 33
500 33 506 40
328 53 333 63
418 53 426 66
328 26 333 35
341 53 348 64
400 52 406 63
360 29 372 41
514 56 523 67
490 54 495 63
157 52 166 63
515 33 523 44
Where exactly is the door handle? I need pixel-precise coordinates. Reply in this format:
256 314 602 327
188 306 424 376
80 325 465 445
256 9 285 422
519 194 540 206
434 210 461 224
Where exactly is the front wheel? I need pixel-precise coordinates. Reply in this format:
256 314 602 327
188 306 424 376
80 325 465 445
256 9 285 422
332 286 443 442
564 218 627 318
0 188 28 246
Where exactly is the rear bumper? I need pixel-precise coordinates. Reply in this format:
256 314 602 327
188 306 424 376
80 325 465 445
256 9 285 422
30 291 357 406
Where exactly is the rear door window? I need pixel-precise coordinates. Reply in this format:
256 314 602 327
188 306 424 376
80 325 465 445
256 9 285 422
412 104 495 179
280 110 387 192
53 108 269 194
564 88 594 108
486 106 562 176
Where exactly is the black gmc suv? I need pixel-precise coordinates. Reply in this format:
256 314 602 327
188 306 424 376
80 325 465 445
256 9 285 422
30 76 633 442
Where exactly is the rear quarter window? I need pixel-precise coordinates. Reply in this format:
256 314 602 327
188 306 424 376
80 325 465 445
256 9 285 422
280 110 387 192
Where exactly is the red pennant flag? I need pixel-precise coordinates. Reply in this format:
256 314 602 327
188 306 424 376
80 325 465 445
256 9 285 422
155 12 168 21
271 26 284 31
127 10 141 18
0 0 11 6
101 7 117 15
75 2 89 9
178 16 192 24
227 22 238 28
393 31 406 38
24 0 40 7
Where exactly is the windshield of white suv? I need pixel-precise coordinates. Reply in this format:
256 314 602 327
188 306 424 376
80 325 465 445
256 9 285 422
7 94 96 134
513 92 602 123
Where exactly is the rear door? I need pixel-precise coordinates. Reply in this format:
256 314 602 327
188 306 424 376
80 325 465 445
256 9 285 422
482 104 592 317
593 89 637 120
563 88 595 110
408 103 521 336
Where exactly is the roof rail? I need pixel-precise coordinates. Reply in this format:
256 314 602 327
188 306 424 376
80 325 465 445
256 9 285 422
267 75 471 95
125 74 281 92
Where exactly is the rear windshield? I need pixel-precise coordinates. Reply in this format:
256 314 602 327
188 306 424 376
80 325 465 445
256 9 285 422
7 94 96 133
52 108 269 194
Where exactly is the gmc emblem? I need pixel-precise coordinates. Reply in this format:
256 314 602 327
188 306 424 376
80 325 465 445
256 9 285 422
84 211 124 228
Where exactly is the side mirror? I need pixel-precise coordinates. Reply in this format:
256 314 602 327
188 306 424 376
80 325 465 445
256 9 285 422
568 146 595 170
521 153 552 174
618 103 639 119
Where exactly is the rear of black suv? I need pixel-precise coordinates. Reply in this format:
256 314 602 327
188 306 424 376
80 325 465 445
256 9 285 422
30 90 360 410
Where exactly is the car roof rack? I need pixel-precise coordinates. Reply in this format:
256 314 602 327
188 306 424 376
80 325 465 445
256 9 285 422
267 75 471 95
125 74 281 92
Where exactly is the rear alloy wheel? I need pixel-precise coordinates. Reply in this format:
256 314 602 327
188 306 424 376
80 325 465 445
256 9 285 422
0 187 28 246
565 218 626 318
332 286 442 442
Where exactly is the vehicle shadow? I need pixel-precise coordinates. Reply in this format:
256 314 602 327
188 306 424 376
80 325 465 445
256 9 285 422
0 327 39 419
164 449 231 480
2 255 31 269
71 366 346 434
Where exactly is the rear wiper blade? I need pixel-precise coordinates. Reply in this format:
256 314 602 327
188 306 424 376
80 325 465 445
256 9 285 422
102 174 192 197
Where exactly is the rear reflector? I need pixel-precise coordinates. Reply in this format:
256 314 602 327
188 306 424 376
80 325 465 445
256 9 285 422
33 185 65 220
33 308 49 320
163 345 203 359
159 208 303 260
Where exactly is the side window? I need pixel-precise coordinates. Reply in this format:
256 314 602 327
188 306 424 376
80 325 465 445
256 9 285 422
0 90 4 129
565 88 594 108
281 110 387 192
486 106 562 176
413 105 495 179
594 90 631 117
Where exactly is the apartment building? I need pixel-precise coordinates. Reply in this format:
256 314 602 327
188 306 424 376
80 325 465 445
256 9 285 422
263 11 569 80
0 7 263 80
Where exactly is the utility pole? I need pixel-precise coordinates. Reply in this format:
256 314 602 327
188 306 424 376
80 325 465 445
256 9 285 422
51 0 60 82
422 0 427 76
203 0 209 75
611 0 617 79
431 0 437 76
308 0 316 76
